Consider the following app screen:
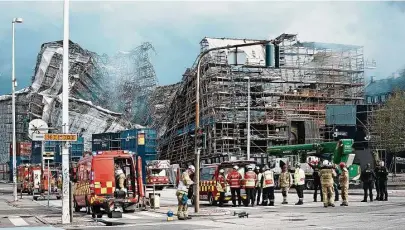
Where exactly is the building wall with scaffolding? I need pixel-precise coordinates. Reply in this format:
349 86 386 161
159 34 365 164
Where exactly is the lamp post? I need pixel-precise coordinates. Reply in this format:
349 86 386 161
194 40 273 213
12 17 23 202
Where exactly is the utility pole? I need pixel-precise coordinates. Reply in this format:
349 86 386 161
11 17 23 202
61 0 71 224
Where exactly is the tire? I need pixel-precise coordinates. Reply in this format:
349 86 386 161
208 193 217 206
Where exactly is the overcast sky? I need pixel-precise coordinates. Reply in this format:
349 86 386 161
0 1 404 95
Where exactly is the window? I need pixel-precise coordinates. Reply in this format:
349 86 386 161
201 167 215 181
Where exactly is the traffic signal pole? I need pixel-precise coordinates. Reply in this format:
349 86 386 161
194 40 274 213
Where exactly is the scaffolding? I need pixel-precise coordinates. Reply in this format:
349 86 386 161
158 34 364 164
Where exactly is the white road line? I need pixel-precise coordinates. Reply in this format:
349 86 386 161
138 211 165 218
8 216 29 226
122 213 141 219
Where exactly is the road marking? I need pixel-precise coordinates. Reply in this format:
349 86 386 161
138 211 165 218
8 216 29 226
122 213 141 219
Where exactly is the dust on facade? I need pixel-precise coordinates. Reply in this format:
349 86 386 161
0 33 365 165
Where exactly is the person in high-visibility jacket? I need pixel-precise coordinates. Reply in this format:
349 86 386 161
244 165 257 207
254 166 263 205
294 163 305 205
227 165 242 207
279 164 292 204
261 165 275 206
176 165 195 220
320 160 336 208
216 169 226 207
339 162 349 206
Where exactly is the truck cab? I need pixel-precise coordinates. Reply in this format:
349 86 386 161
146 160 170 190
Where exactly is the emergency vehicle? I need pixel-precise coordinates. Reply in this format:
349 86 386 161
30 164 42 195
194 160 256 206
146 160 170 190
17 165 31 194
73 150 144 218
33 166 61 200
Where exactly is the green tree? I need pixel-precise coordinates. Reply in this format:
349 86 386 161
373 91 405 153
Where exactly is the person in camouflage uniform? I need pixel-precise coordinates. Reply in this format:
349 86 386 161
339 162 349 206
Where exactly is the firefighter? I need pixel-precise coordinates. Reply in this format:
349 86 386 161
216 169 226 207
176 165 195 220
374 160 381 201
320 160 336 207
115 163 126 192
360 163 376 202
254 166 263 205
294 163 305 205
308 161 322 202
339 162 349 206
376 161 389 201
262 165 275 206
227 165 242 207
244 165 257 207
279 164 292 204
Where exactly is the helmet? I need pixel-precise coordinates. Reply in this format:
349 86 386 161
247 165 254 170
322 160 329 166
233 165 239 170
339 162 346 168
219 169 225 173
255 166 260 171
188 165 195 173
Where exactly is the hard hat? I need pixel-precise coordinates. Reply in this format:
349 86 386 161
322 160 329 166
339 162 346 168
255 166 260 170
219 169 225 173
233 165 239 170
188 165 195 173
247 165 253 170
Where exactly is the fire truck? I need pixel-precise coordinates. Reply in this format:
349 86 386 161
73 150 144 218
193 160 256 206
146 160 170 190
33 166 61 200
17 165 31 194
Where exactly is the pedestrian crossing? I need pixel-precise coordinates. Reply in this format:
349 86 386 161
101 211 167 222
1 215 48 228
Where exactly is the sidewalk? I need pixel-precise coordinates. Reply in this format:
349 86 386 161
276 189 405 196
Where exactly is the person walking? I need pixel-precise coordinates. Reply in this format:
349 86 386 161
308 161 322 202
227 165 242 207
294 163 305 205
262 165 275 206
176 165 195 220
376 161 389 201
244 165 257 207
279 164 292 204
216 169 226 207
254 166 263 205
360 163 376 202
320 160 336 208
339 162 349 206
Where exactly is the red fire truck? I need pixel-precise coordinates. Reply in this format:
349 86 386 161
33 166 61 200
73 150 144 218
17 165 31 194
146 160 170 190
195 160 256 206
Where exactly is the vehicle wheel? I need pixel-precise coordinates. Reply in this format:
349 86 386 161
74 200 81 212
208 193 217 206
305 180 314 190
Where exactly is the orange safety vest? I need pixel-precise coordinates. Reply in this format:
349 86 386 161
227 171 242 188
244 171 257 188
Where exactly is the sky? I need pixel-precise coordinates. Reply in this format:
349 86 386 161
0 1 405 95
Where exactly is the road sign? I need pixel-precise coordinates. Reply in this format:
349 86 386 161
43 152 54 160
33 133 78 142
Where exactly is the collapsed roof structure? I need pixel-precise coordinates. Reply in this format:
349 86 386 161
158 34 365 165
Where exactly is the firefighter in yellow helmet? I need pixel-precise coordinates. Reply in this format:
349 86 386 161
339 162 349 206
176 165 195 220
320 160 336 207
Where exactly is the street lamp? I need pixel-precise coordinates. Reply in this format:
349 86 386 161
12 17 23 202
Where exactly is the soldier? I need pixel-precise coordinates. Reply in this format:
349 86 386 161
376 161 389 201
308 161 322 202
262 165 275 206
294 163 305 205
254 166 263 205
244 165 257 207
279 164 292 204
227 165 242 207
360 163 376 202
216 169 226 207
339 162 349 206
374 160 381 201
320 160 336 208
176 165 195 220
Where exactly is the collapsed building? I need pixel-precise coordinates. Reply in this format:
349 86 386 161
158 34 365 165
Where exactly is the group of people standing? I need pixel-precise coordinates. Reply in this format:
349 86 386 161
360 161 389 202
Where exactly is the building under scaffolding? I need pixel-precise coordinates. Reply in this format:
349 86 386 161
158 34 365 165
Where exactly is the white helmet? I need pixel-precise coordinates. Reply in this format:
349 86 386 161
233 165 239 170
323 160 329 166
188 165 195 173
219 169 225 173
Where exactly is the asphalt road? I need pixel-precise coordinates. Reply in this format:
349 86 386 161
1 183 405 229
